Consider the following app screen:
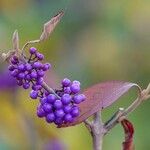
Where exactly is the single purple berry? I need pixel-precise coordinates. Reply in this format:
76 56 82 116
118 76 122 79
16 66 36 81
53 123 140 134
30 72 37 79
36 78 43 85
12 55 18 61
30 47 37 54
64 87 71 94
55 109 65 118
70 84 80 94
32 84 42 91
73 94 85 104
45 91 50 96
36 52 44 60
32 85 36 91
47 94 56 103
80 94 86 101
61 94 72 105
63 105 72 113
23 83 30 89
33 62 42 69
40 97 47 104
43 103 52 113
54 100 63 109
30 90 38 99
8 65 15 71
64 114 73 122
72 80 80 85
25 74 31 81
17 80 23 86
62 78 71 87
37 108 46 118
42 63 51 71
36 85 42 90
37 70 44 77
54 118 63 125
11 58 18 65
18 64 25 71
18 73 25 79
46 113 55 123
25 63 32 71
71 107 80 117
11 69 19 77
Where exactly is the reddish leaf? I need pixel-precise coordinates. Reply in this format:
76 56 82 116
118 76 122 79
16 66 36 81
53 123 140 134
121 119 134 150
44 70 61 89
40 11 64 41
60 81 140 127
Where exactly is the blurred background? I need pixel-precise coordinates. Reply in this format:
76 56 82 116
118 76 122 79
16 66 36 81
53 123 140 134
0 0 150 149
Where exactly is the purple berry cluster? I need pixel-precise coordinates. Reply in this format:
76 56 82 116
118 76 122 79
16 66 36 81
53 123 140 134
8 47 86 126
8 47 51 91
37 78 86 125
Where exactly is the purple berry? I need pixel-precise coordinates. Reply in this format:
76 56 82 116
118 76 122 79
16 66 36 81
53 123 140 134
36 52 44 60
47 94 56 103
8 65 15 71
11 69 19 77
18 73 25 79
64 87 71 94
23 83 30 89
37 70 44 77
30 47 37 54
54 100 63 109
36 85 42 90
33 62 42 69
63 105 72 113
25 63 32 71
73 94 85 104
42 63 51 71
36 78 43 85
18 64 25 71
72 80 80 85
30 90 38 99
40 97 47 104
62 78 71 87
54 118 63 125
71 107 80 117
43 103 52 113
17 80 23 86
30 72 37 79
70 84 80 94
37 108 46 118
44 91 50 96
25 74 31 80
11 58 18 65
12 55 18 61
61 94 71 105
64 114 73 122
55 109 65 118
46 113 55 123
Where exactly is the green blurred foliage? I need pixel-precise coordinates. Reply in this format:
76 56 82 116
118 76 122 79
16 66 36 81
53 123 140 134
0 0 150 149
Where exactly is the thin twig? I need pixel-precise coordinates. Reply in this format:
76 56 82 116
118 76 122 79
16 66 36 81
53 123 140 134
21 39 40 55
42 81 60 99
104 83 150 135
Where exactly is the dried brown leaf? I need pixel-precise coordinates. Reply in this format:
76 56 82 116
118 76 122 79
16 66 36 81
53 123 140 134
40 11 64 41
12 30 19 53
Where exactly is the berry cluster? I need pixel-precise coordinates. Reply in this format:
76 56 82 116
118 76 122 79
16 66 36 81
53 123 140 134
8 47 86 126
8 47 51 90
37 78 86 125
